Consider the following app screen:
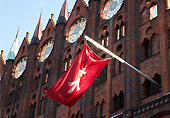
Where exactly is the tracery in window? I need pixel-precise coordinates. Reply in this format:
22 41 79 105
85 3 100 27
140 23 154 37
116 22 125 40
99 25 109 47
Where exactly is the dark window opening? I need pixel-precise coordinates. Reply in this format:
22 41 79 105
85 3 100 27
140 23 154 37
111 91 124 113
64 55 72 71
142 38 152 60
143 73 162 98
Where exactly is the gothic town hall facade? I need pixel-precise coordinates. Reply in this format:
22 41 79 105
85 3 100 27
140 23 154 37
1 0 170 118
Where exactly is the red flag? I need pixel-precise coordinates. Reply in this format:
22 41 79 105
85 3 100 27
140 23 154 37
44 43 110 107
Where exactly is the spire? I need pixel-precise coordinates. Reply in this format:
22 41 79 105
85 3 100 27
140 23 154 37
7 26 20 60
57 0 68 24
31 10 42 44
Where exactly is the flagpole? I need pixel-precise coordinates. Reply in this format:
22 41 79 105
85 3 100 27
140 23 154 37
84 35 159 85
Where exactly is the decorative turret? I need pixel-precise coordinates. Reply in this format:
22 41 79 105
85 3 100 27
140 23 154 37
30 10 42 44
0 50 6 65
57 0 68 24
7 26 20 60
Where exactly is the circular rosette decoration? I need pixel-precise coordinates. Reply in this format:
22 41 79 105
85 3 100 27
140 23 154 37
13 57 27 79
67 18 87 43
102 0 123 19
39 39 54 62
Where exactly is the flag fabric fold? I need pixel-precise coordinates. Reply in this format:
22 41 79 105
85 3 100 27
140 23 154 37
44 43 110 107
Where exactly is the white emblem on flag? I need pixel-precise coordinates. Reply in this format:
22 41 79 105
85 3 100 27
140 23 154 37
68 68 86 94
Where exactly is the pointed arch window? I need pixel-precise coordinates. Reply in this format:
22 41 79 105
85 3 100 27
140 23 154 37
64 55 72 71
119 91 124 109
100 25 109 47
142 38 152 60
76 49 81 56
143 73 161 98
101 33 109 47
116 23 125 40
150 4 158 20
111 91 124 113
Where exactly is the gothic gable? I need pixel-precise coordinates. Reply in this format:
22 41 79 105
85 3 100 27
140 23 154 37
13 33 30 66
65 0 89 37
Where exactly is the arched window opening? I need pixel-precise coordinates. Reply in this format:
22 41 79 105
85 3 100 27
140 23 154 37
80 40 85 46
117 15 123 22
116 44 122 52
153 73 162 94
100 25 109 47
143 73 161 98
116 23 125 40
111 91 124 113
142 38 152 60
119 91 124 109
150 3 158 20
76 49 81 55
64 55 72 71
113 94 118 111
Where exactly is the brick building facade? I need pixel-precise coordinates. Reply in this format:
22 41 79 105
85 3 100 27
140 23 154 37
0 0 170 118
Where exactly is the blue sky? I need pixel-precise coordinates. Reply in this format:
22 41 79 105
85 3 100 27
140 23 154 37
0 0 81 58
